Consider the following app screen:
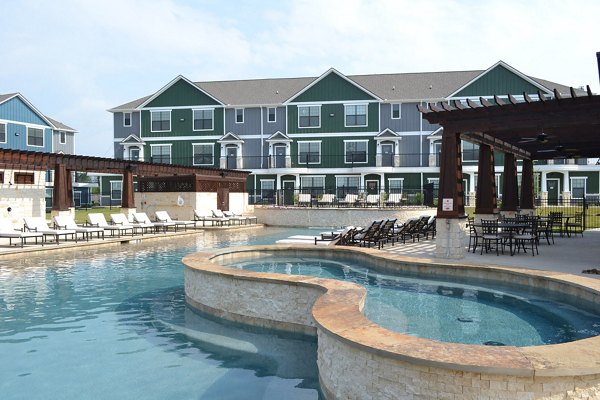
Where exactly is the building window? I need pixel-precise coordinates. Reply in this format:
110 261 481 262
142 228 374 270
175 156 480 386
59 131 67 144
0 123 6 143
298 105 320 128
336 176 360 197
388 178 404 193
344 140 368 163
110 181 122 201
123 112 132 127
193 109 214 130
267 107 276 123
235 108 244 123
27 127 44 147
391 103 401 119
300 176 325 195
571 177 586 199
462 141 479 162
344 104 367 127
260 179 275 202
298 141 321 164
193 143 214 165
151 111 171 132
14 172 35 184
150 144 171 164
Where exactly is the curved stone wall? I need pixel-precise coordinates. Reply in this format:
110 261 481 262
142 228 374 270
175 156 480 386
183 245 600 399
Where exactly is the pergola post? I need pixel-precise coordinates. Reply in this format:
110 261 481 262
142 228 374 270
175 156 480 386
121 169 136 216
474 144 497 222
500 152 519 217
435 128 468 259
520 158 535 215
51 163 73 217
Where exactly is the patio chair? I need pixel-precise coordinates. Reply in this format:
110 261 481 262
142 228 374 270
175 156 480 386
317 194 336 207
480 219 503 256
549 211 564 237
24 217 77 244
110 213 151 235
155 211 196 231
365 194 380 207
467 217 480 253
222 210 257 225
353 220 384 248
193 209 229 227
565 212 584 237
378 218 398 246
133 212 177 233
297 193 312 207
0 218 44 247
512 220 539 256
392 218 419 244
338 193 359 207
535 217 554 245
53 215 105 241
87 213 135 237
385 193 404 207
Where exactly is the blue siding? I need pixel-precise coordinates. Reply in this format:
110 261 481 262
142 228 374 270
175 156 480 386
0 123 52 152
0 97 50 127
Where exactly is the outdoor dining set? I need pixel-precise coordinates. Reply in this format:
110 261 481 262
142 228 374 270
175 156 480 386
467 211 584 256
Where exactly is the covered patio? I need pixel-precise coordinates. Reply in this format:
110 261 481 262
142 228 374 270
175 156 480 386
418 86 600 258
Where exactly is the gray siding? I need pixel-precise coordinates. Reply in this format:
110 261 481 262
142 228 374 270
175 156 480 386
397 135 422 167
380 103 421 132
113 111 141 139
225 107 261 135
262 107 286 135
241 138 265 169
52 131 75 154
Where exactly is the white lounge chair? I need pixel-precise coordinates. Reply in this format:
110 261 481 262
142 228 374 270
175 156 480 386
338 193 358 207
297 193 312 207
194 210 229 227
53 215 105 241
385 192 404 207
155 211 196 231
87 213 135 237
110 213 151 234
365 194 380 207
0 218 44 247
222 210 257 225
24 217 77 244
318 194 336 207
133 212 177 233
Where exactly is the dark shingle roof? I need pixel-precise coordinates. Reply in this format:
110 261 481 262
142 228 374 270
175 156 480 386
0 93 18 104
45 116 76 132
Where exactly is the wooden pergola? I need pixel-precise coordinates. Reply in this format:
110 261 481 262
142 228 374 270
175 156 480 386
418 86 600 219
0 149 249 211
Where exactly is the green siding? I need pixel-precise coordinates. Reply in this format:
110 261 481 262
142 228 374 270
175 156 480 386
141 108 224 138
146 79 220 108
384 173 424 190
455 65 542 97
570 171 599 193
287 103 379 134
291 72 376 103
291 136 377 168
144 140 221 166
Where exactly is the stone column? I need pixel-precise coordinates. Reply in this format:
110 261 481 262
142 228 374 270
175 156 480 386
435 218 469 259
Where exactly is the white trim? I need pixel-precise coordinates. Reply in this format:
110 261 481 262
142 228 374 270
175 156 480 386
59 131 67 144
0 118 49 130
461 140 479 162
26 126 45 148
343 139 369 164
192 108 215 131
570 176 587 199
0 122 6 144
267 107 277 123
192 142 214 166
284 67 382 103
138 75 224 109
391 103 401 119
142 104 221 111
123 112 132 127
343 103 368 128
290 99 379 106
299 175 326 190
297 140 321 164
150 110 171 133
387 177 405 193
110 180 123 201
297 105 321 129
235 108 244 124
150 143 172 164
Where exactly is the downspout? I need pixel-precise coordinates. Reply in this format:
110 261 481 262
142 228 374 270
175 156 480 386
260 106 264 169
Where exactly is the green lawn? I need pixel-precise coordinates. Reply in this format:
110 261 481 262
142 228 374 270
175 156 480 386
465 206 600 229
46 207 122 224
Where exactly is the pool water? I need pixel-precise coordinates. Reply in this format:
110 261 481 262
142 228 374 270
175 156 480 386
233 257 600 347
0 227 323 400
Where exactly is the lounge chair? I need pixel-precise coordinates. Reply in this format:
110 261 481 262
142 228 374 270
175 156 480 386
110 213 151 235
318 194 336 207
365 194 380 207
23 217 77 244
352 220 384 248
155 211 196 231
222 210 257 225
53 215 105 241
385 193 404 207
0 218 44 247
275 234 341 246
193 209 229 227
338 193 358 207
87 213 135 237
297 193 312 207
133 212 177 233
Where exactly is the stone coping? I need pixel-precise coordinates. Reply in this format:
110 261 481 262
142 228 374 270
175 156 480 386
182 244 600 378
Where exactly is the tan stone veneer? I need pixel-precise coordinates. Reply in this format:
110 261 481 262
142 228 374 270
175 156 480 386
183 245 600 399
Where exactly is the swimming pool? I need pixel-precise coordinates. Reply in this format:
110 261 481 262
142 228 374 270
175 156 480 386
0 227 323 400
232 257 600 346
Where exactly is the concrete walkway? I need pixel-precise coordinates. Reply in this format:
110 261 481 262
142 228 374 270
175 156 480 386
384 229 600 279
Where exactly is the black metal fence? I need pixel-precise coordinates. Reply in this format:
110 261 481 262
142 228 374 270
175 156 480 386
533 197 600 229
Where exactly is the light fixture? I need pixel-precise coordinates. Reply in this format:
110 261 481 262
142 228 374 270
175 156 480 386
329 113 335 117
14 132 19 136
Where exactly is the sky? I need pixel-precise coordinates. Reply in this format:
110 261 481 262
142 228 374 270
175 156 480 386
2 0 600 158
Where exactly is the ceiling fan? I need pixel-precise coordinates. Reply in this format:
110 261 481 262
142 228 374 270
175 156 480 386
518 132 551 144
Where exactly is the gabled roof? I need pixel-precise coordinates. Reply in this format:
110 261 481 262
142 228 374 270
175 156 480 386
217 132 244 143
45 116 77 132
266 131 292 142
0 93 19 104
375 128 401 139
120 134 144 144
0 92 57 128
138 75 224 109
285 67 382 103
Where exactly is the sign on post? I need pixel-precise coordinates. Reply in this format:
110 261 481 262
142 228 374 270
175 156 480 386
442 198 453 211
